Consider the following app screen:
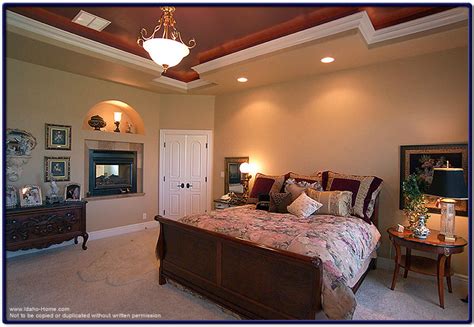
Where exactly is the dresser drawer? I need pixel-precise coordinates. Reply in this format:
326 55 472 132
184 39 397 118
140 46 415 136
6 207 83 244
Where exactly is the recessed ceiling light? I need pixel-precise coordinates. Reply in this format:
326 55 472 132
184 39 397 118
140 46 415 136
237 77 248 83
321 57 335 63
72 10 111 32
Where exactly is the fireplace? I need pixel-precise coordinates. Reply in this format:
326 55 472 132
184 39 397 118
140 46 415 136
88 150 137 196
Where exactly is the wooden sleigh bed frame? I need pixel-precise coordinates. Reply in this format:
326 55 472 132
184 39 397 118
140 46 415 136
154 199 379 320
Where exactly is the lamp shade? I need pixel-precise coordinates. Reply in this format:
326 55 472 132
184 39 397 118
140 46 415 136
143 38 190 69
239 162 250 174
426 168 467 199
114 112 122 122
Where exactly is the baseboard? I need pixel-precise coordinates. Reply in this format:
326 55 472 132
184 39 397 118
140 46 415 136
376 257 469 284
6 220 159 259
88 220 158 241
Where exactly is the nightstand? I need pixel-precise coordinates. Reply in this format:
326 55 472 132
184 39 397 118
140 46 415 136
213 199 246 210
387 227 467 308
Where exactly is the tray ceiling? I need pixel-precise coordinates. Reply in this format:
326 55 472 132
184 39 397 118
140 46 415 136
7 5 453 83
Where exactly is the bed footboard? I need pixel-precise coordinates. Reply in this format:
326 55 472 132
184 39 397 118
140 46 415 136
155 215 323 320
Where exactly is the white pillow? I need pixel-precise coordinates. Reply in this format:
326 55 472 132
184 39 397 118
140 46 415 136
287 192 322 218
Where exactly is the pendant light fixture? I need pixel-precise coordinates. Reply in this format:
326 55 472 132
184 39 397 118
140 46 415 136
137 7 196 73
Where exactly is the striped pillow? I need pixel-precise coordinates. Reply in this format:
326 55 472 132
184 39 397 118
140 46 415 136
323 171 383 223
306 189 353 217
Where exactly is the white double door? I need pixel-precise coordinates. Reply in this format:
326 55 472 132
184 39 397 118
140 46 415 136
160 130 211 220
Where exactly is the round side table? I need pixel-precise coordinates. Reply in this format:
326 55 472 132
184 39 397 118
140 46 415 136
387 227 467 309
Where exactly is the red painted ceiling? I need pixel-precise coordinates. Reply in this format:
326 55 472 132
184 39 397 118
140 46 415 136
8 5 453 82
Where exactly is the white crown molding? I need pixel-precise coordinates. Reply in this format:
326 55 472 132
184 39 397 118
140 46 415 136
187 78 214 90
6 220 159 258
192 7 468 75
152 75 188 90
152 75 214 91
368 7 469 44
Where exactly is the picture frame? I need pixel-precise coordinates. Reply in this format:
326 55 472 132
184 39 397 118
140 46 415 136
65 183 82 201
224 157 249 194
45 124 71 150
19 185 43 207
6 185 18 209
45 156 71 182
400 144 468 216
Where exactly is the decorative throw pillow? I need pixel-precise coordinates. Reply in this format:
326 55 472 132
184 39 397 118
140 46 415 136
287 192 323 218
323 171 383 223
248 173 285 204
284 183 307 202
306 189 353 217
269 192 293 213
285 178 323 191
289 172 323 185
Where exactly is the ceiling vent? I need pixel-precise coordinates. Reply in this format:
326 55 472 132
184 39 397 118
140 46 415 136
72 10 111 32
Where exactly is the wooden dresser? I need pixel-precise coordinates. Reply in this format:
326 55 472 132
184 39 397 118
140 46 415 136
6 201 88 251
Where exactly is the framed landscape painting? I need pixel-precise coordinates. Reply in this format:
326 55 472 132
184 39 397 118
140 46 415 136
45 124 71 150
399 144 468 216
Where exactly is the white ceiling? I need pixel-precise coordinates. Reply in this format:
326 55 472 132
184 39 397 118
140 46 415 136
6 9 469 96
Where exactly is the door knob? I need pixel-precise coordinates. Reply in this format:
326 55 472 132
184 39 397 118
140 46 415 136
177 183 185 188
186 183 193 188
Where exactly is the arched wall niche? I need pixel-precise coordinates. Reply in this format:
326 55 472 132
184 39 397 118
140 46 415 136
82 100 146 135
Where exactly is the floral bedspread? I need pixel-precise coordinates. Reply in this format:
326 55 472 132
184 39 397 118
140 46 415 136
179 205 381 320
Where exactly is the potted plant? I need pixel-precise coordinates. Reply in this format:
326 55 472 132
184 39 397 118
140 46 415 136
402 174 430 231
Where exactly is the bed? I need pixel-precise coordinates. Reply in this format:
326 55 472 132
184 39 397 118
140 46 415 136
154 197 380 320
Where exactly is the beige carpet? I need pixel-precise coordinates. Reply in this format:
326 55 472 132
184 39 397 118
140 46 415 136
6 228 469 322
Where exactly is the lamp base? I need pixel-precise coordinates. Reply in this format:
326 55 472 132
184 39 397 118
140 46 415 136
443 235 456 242
114 121 120 133
439 199 456 242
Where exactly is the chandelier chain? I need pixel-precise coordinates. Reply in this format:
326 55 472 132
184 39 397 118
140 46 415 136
137 7 196 49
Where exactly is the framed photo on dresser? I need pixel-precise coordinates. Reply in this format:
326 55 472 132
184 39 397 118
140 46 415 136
19 185 43 207
399 143 468 216
65 183 81 201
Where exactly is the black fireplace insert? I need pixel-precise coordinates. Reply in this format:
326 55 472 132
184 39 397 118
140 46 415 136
88 150 137 196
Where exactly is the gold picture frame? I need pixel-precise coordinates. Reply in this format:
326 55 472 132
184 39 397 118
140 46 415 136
400 144 468 216
45 124 71 150
45 156 71 182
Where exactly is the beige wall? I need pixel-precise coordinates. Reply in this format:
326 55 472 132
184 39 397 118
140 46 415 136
213 47 469 275
159 94 215 130
6 58 161 232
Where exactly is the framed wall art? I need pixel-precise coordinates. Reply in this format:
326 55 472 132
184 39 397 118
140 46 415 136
45 124 71 150
224 157 249 194
399 143 468 216
65 183 82 201
19 185 43 207
45 156 71 182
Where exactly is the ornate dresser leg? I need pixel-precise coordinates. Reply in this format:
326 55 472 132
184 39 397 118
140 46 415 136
82 233 89 250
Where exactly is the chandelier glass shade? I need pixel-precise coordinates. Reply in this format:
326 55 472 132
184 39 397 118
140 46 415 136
137 7 195 72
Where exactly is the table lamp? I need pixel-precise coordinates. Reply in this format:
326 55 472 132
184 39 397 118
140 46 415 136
426 163 467 242
114 112 122 132
239 162 253 199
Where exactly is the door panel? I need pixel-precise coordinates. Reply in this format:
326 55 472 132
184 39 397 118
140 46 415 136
161 132 209 219
163 134 186 219
185 135 208 215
